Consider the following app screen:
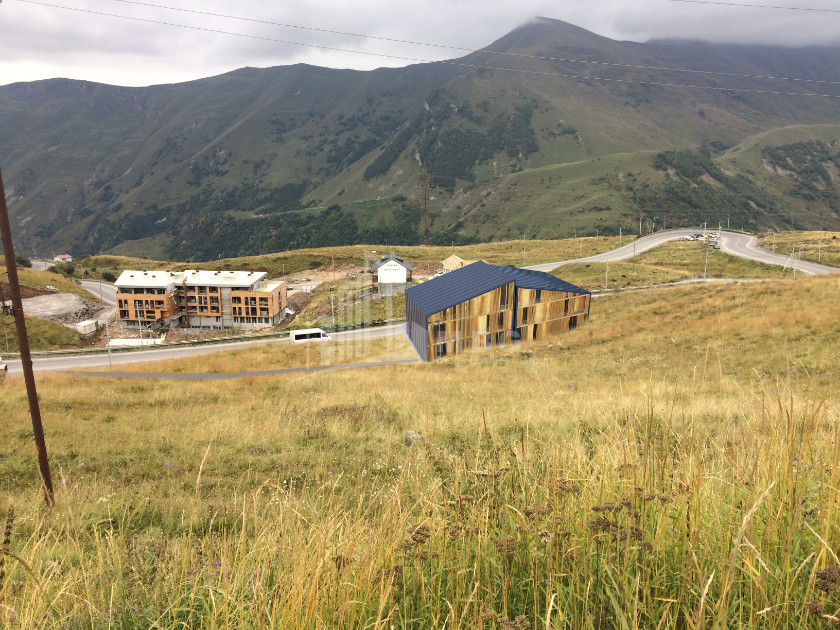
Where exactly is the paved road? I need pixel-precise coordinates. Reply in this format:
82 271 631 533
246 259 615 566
3 322 407 374
525 229 840 275
80 280 117 304
6 231 837 376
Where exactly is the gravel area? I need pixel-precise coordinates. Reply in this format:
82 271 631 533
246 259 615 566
19 293 108 327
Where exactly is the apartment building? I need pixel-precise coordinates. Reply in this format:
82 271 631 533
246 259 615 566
115 269 287 330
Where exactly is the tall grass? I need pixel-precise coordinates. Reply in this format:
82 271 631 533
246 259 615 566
1 276 839 628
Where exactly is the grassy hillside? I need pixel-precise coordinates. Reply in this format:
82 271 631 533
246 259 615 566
77 235 635 279
1 265 92 299
0 313 83 352
556 240 793 291
3 20 840 259
1 274 838 628
755 230 840 268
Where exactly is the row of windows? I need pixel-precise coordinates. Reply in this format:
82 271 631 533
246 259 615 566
119 309 161 320
119 288 167 295
232 306 270 317
233 317 272 324
232 296 269 305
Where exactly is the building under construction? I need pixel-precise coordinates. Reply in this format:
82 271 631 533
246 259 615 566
115 269 287 330
404 261 590 361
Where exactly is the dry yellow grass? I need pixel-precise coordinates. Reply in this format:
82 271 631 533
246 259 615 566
80 236 634 279
0 275 838 628
756 230 840 268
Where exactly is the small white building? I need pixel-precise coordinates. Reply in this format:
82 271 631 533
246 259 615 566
75 319 101 335
53 254 73 263
371 253 413 284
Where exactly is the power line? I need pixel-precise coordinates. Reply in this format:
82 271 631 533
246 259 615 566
13 0 840 97
668 0 840 12
86 0 840 87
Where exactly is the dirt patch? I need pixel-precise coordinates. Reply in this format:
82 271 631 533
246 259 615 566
276 292 312 328
1 281 54 300
283 265 362 285
163 328 231 342
19 293 103 326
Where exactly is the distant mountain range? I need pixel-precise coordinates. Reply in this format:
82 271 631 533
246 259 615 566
2 17 840 261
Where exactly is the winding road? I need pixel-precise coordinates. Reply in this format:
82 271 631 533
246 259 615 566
5 230 837 376
4 322 407 374
526 229 839 275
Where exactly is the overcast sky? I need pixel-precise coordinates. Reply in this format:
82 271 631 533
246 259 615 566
1 0 839 87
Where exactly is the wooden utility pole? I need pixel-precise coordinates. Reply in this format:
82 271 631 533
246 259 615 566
0 166 54 506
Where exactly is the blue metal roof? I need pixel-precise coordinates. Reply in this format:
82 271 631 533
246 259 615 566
497 266 591 294
406 261 588 318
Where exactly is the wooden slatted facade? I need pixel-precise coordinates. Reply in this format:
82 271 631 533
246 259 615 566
427 282 514 360
515 288 591 342
405 261 590 362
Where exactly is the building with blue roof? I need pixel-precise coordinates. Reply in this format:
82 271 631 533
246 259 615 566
404 261 590 361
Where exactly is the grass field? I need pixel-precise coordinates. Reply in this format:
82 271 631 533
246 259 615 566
78 235 635 280
0 314 83 352
1 273 839 628
1 266 88 351
756 231 840 269
556 240 793 291
1 266 92 300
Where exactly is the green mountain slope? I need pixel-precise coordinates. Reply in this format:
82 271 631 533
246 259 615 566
2 18 840 260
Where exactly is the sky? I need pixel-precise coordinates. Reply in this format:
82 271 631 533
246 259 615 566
1 0 839 87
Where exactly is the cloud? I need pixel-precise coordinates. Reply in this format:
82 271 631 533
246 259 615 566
0 0 837 87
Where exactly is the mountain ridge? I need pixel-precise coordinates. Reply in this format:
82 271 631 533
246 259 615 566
2 18 840 260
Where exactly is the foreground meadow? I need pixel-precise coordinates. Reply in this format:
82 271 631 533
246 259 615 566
1 276 839 629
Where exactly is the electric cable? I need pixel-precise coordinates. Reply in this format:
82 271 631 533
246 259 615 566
10 0 840 97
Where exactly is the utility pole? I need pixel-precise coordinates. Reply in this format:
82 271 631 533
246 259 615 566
619 227 622 246
639 215 642 236
704 250 709 280
330 294 335 327
772 233 776 253
0 166 54 506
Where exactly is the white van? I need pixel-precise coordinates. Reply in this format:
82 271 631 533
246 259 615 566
290 328 332 343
